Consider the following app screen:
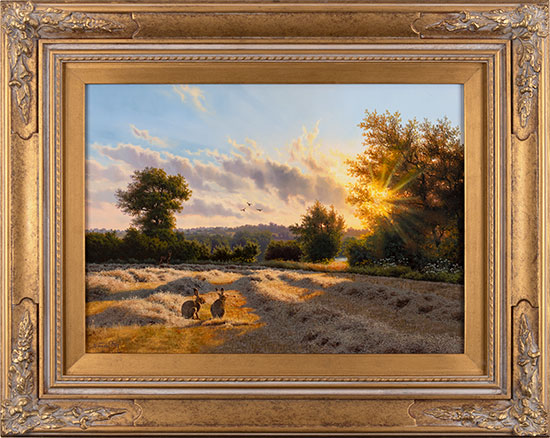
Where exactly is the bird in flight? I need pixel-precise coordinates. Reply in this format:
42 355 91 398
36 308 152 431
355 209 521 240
240 208 246 212
247 202 252 206
256 208 263 212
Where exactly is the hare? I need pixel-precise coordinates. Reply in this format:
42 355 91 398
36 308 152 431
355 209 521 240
181 288 205 319
210 288 226 319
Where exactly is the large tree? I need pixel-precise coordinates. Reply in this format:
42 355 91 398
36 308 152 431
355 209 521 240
346 110 464 264
290 201 346 262
115 167 192 237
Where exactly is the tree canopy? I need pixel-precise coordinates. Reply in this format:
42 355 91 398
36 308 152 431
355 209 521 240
346 110 464 264
289 201 346 262
115 167 192 237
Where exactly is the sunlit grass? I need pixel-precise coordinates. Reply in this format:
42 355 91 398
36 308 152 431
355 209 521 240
86 287 263 353
86 264 464 354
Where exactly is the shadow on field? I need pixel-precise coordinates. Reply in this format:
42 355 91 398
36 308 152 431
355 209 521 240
86 265 464 354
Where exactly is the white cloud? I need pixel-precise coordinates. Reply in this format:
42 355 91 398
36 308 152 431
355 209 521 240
85 158 130 183
95 143 249 193
130 124 169 148
173 85 208 113
179 198 242 218
288 120 332 173
87 120 362 229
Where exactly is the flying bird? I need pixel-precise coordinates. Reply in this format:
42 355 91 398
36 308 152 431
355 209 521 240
247 202 252 206
256 208 263 212
241 208 246 212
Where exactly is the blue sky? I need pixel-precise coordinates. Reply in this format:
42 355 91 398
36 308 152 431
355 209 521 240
86 84 463 230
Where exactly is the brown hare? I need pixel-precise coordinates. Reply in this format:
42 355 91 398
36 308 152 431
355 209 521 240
181 288 205 319
210 288 226 319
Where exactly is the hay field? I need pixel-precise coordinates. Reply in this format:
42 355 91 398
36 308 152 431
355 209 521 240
86 263 464 354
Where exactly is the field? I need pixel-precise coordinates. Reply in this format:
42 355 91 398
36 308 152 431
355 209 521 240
86 263 464 354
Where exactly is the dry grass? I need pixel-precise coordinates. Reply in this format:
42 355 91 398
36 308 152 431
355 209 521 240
86 263 463 354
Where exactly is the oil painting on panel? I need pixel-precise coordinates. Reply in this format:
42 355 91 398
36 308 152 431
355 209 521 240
85 84 464 354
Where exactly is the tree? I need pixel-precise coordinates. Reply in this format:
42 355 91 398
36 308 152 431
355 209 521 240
115 167 192 237
346 110 464 265
289 201 345 262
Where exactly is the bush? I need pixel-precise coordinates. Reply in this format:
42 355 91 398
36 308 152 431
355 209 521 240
345 238 377 267
302 233 341 263
171 239 210 262
85 231 122 263
232 241 260 263
230 230 272 261
211 245 232 262
265 240 303 261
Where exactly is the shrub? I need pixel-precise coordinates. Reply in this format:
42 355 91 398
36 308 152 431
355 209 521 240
121 228 151 261
211 245 232 262
265 240 303 261
345 238 377 267
233 241 260 263
230 230 272 261
171 239 210 262
85 231 122 263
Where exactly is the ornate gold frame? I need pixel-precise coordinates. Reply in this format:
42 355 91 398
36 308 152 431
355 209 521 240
1 1 548 435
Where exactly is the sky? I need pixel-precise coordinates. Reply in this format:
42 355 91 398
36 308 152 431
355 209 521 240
86 83 463 230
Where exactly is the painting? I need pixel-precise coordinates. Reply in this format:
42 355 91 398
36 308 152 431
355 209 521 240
85 83 464 354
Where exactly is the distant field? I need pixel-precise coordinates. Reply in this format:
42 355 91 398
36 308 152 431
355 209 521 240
86 263 464 354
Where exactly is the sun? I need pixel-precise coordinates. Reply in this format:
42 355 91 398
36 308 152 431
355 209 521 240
347 160 420 235
366 185 394 217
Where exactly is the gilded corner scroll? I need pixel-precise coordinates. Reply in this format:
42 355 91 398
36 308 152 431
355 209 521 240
0 312 127 435
424 314 548 436
1 1 122 125
427 4 548 129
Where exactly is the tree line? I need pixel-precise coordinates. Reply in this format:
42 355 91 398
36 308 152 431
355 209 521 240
87 109 464 276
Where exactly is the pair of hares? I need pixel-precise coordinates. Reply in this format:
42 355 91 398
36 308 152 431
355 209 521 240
181 288 226 320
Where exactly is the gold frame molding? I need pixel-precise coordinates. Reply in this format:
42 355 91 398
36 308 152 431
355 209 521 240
1 1 549 435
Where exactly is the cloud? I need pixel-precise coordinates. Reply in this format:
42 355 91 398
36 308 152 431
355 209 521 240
130 124 169 148
173 85 207 112
94 135 350 211
94 143 249 193
228 137 262 160
89 119 357 230
288 121 332 173
221 148 349 208
85 159 129 182
179 198 242 218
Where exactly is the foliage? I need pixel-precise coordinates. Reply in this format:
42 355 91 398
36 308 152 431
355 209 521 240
348 264 462 284
346 110 464 267
121 227 170 261
115 167 192 237
260 258 462 284
85 231 122 263
345 227 425 269
264 240 303 261
345 237 377 267
211 245 233 262
231 241 261 263
170 235 210 262
230 229 272 261
289 201 346 262
189 233 231 252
